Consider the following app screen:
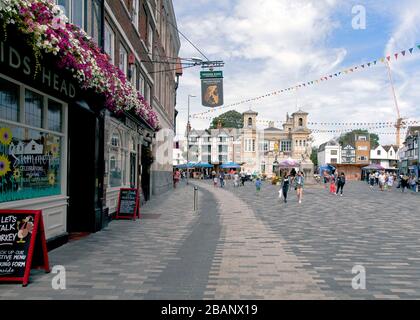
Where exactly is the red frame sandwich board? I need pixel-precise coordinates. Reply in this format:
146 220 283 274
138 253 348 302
116 188 140 220
0 210 50 287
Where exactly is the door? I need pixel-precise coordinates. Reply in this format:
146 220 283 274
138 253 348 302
67 103 104 233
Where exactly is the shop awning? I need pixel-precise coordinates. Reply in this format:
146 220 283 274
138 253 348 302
195 162 214 168
220 162 241 169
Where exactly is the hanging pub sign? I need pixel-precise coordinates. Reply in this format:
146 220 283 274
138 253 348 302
116 188 140 220
201 71 224 108
0 210 50 287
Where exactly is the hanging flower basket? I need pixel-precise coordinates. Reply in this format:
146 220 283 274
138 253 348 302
0 0 159 130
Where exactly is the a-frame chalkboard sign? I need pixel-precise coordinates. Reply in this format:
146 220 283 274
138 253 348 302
116 188 140 220
0 210 50 286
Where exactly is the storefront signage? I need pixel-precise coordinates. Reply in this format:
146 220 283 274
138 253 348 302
0 210 50 286
116 188 140 220
0 123 62 203
0 41 76 99
201 71 224 108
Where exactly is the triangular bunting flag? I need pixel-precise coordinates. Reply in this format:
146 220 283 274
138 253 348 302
394 53 398 59
402 50 406 56
409 48 414 54
386 56 391 61
355 66 358 70
361 64 365 68
418 45 420 50
373 60 377 65
367 63 371 67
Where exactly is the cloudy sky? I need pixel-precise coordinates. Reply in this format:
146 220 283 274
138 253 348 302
173 0 420 146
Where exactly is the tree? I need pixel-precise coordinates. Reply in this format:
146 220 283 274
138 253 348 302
310 147 318 166
209 110 243 129
339 129 379 149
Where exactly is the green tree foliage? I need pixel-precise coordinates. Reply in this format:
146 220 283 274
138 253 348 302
310 147 318 166
339 130 379 149
209 110 243 129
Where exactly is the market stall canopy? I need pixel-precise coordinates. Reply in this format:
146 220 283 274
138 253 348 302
319 164 336 174
195 162 214 168
220 162 241 169
278 158 300 168
174 162 195 169
362 163 385 170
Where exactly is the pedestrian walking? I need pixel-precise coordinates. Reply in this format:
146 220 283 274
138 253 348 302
219 171 225 188
336 172 346 196
401 174 409 192
409 175 418 192
240 172 246 186
295 171 305 204
387 173 394 191
369 172 375 189
213 175 218 187
281 172 291 203
173 169 181 188
233 171 240 187
255 177 262 195
378 172 386 191
329 175 336 194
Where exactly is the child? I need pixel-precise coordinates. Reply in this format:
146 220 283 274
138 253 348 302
329 175 336 194
213 175 218 187
256 177 262 194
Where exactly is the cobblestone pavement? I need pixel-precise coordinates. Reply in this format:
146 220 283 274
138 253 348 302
1 179 419 299
219 178 420 299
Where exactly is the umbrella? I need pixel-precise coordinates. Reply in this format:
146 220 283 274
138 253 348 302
362 163 385 170
220 162 241 169
278 158 300 168
174 162 195 169
195 162 214 168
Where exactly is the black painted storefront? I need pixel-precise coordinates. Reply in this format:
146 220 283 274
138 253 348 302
0 27 108 246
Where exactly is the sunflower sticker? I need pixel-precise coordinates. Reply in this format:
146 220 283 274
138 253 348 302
0 127 13 145
48 172 56 186
13 168 21 180
0 154 11 177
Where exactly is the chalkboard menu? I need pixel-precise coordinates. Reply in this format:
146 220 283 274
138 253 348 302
0 210 50 286
116 188 140 220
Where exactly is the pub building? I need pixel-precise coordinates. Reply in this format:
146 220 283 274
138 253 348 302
0 25 155 248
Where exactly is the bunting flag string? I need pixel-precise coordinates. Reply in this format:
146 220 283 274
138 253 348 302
192 116 420 127
191 43 420 118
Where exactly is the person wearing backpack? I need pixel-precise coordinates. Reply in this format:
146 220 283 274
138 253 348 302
336 172 346 196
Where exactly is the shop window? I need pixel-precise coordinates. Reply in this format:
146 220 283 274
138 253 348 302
0 78 19 122
48 100 62 132
109 131 122 188
25 90 43 128
0 77 65 204
0 123 62 203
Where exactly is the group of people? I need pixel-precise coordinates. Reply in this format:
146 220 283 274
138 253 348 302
366 171 418 192
277 170 306 204
322 171 347 196
212 170 248 188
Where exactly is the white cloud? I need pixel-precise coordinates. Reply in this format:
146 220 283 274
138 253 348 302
174 0 420 147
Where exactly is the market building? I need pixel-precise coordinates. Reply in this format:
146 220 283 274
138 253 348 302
185 109 313 177
0 1 176 248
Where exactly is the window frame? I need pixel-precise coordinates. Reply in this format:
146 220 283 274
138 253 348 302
104 21 115 64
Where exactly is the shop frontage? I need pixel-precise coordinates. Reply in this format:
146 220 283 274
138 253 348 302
0 30 106 247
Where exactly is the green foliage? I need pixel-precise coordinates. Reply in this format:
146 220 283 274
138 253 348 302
339 129 379 149
310 147 318 166
209 110 243 129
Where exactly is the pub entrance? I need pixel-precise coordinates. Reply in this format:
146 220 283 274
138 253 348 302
67 102 105 233
141 144 152 201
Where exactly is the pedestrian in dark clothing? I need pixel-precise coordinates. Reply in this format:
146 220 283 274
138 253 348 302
336 172 346 196
281 172 291 203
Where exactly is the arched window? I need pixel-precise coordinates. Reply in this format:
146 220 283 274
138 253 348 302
299 118 303 126
248 117 253 127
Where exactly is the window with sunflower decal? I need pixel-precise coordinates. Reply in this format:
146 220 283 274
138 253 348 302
0 77 65 203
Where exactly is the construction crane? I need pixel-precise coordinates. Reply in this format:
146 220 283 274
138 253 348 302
384 60 405 147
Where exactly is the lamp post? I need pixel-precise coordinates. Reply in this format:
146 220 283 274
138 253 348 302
186 94 196 185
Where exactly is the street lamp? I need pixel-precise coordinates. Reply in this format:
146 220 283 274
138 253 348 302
186 94 196 185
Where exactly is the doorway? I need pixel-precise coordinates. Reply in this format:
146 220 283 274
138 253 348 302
141 144 151 201
67 103 104 233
